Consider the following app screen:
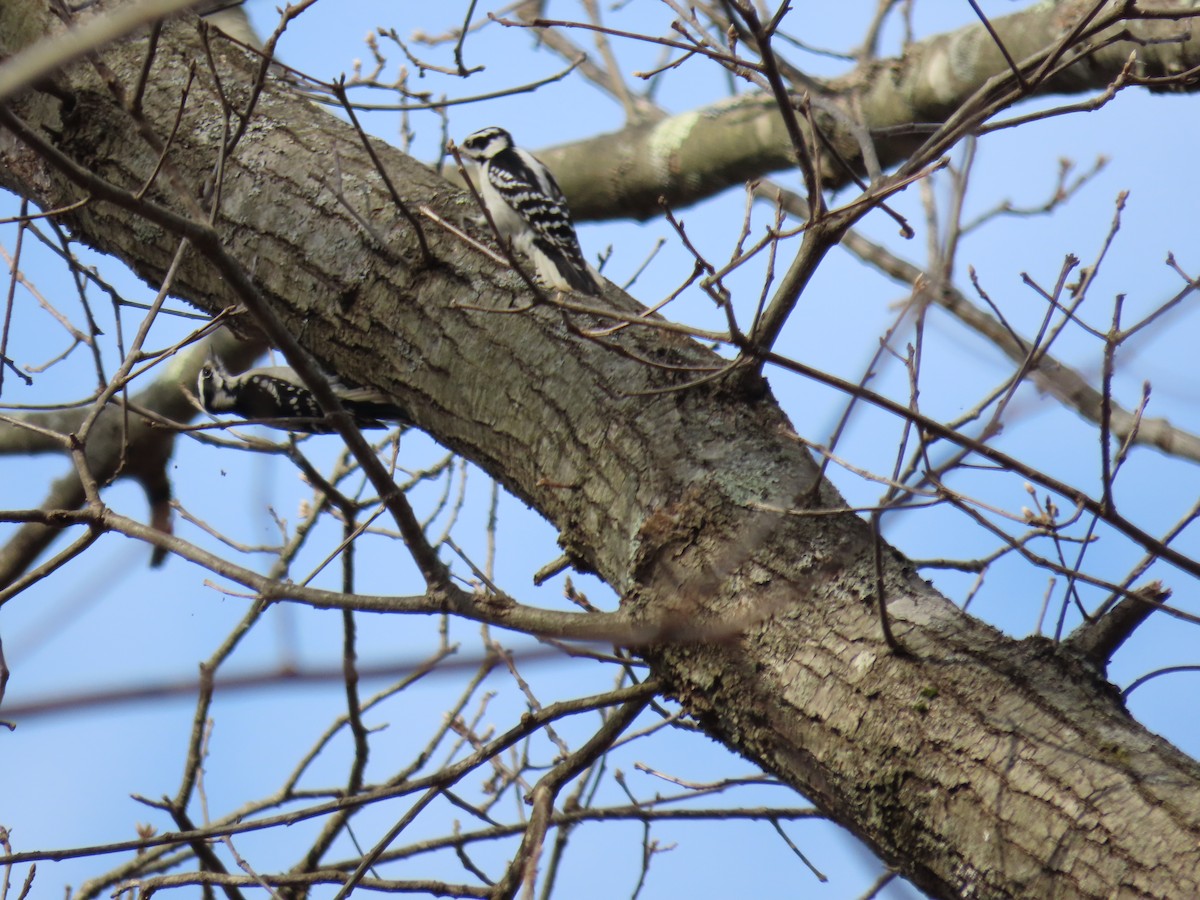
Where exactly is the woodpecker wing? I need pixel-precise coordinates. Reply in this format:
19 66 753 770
234 372 324 423
486 147 600 295
244 366 308 388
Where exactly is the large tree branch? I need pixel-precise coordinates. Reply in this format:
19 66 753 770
1 7 1198 899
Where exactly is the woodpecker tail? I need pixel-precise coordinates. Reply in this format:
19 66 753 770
534 241 602 296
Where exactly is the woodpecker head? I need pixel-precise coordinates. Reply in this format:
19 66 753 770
197 358 236 413
461 126 513 161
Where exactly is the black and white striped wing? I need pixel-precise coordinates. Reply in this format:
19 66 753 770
234 372 324 424
486 148 599 295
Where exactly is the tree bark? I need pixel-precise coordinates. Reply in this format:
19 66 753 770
1 5 1199 898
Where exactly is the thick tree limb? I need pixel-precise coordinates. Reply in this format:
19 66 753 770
1 7 1199 899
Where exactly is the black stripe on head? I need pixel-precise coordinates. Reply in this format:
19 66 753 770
463 126 512 160
198 361 235 412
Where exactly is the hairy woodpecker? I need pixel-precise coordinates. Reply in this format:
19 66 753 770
461 126 602 296
197 359 410 433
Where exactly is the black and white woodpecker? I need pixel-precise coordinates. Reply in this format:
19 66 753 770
460 126 602 296
197 359 410 433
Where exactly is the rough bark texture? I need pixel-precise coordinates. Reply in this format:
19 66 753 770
2 4 1199 899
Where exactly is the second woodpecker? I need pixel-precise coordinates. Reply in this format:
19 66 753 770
198 359 411 433
461 126 602 296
